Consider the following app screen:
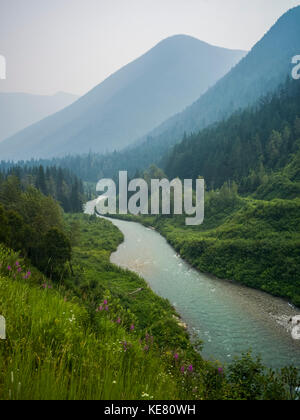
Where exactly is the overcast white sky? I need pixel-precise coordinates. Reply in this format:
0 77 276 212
0 0 300 96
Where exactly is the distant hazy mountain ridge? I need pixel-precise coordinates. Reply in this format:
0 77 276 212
0 35 245 160
0 92 78 143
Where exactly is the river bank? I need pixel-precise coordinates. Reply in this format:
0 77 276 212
106 197 300 309
85 199 300 368
94 215 300 369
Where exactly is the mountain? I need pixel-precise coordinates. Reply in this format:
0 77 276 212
0 35 245 160
0 91 78 142
127 6 300 160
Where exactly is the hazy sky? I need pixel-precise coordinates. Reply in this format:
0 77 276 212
0 0 300 96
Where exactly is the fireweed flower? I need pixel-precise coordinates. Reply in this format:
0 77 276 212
103 300 108 305
7 266 11 271
188 365 193 373
105 305 109 311
218 367 224 375
116 318 121 324
181 366 185 373
174 353 179 360
17 267 22 272
16 262 20 266
130 324 135 331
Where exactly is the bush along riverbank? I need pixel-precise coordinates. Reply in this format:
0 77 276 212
0 213 299 400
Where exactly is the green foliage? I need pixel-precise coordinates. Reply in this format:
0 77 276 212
0 165 85 213
38 228 72 281
227 352 300 400
64 214 193 351
0 177 72 280
0 222 298 400
165 79 300 198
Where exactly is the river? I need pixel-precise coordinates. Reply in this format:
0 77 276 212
85 200 300 369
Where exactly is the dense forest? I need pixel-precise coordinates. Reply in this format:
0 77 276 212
0 179 71 280
3 78 299 198
165 78 300 197
0 165 85 212
0 148 158 185
0 165 85 279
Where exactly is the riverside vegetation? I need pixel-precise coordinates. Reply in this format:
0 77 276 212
0 173 299 399
113 189 300 308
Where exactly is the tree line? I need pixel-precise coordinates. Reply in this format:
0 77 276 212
0 166 85 280
0 165 85 212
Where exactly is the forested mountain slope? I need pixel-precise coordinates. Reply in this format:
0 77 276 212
165 78 300 199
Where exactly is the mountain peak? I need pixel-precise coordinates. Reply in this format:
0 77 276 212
0 36 245 160
155 34 245 54
131 4 300 155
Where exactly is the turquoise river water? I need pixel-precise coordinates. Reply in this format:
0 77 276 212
85 200 300 369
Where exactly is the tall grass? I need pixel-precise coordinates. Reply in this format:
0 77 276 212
0 274 180 400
